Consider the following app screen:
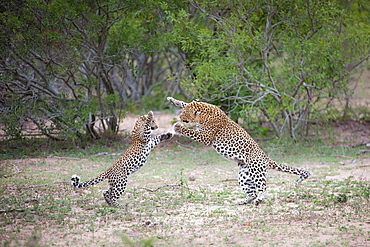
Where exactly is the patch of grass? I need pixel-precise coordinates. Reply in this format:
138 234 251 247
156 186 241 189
115 231 156 247
1 136 369 246
260 138 369 163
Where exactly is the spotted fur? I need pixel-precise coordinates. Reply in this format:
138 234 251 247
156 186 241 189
167 97 311 205
71 111 173 207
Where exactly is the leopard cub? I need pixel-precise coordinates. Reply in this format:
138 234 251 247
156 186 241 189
71 111 173 207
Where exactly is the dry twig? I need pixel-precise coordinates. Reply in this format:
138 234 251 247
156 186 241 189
133 184 187 193
175 141 195 149
0 208 25 213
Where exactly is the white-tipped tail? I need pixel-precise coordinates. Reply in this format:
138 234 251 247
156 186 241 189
70 174 80 187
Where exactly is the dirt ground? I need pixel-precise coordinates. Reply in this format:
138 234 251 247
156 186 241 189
1 112 370 246
1 153 369 246
1 76 370 246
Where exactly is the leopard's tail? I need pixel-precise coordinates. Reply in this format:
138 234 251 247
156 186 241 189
268 160 311 185
70 172 107 189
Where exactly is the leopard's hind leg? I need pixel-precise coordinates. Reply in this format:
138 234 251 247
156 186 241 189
237 163 257 205
104 178 128 207
237 162 267 206
249 162 267 206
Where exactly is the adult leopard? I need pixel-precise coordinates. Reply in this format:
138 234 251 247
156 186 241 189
71 111 173 207
167 97 311 205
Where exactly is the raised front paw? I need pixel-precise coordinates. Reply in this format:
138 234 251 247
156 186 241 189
173 122 183 134
160 132 174 141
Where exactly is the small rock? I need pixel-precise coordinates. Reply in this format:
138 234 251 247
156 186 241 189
143 220 157 227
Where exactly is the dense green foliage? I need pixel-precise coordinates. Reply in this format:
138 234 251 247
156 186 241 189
0 0 187 140
170 0 370 139
0 0 369 140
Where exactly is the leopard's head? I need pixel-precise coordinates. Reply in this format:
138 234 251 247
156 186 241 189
131 111 158 142
179 101 227 125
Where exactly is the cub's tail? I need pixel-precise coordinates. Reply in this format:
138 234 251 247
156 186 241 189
268 160 311 185
71 173 106 189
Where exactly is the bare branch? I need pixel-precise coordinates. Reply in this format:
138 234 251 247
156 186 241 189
133 184 188 193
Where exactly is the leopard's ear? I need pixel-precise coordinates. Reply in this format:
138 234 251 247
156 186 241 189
167 97 188 108
147 111 154 117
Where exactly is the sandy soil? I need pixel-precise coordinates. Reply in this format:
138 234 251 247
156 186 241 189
1 154 369 247
1 97 370 246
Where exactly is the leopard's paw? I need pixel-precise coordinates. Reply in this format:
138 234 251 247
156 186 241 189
173 122 183 134
160 132 174 141
147 111 154 118
236 194 257 205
